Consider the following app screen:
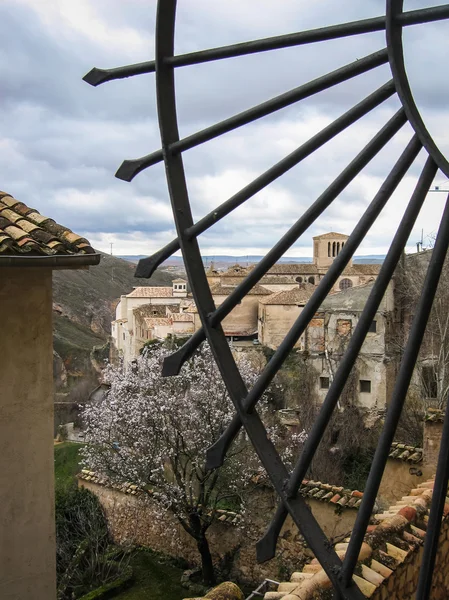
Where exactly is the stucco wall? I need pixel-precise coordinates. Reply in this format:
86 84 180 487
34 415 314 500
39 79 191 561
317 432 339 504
378 460 433 507
213 294 259 336
259 304 304 350
0 268 56 600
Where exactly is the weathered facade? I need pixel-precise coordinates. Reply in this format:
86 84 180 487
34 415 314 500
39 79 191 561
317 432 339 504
258 284 315 349
307 282 395 410
111 280 193 362
0 191 99 600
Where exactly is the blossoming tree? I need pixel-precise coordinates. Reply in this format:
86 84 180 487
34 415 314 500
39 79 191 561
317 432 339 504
81 342 283 585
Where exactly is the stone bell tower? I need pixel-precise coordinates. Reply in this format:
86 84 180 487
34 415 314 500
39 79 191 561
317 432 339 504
313 232 350 269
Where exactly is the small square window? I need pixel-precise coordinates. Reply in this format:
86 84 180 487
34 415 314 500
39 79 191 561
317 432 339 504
360 380 371 393
320 376 330 389
368 320 377 333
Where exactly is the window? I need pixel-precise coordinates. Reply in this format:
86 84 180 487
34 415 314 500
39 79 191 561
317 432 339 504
123 333 125 340
360 380 371 393
332 241 336 257
320 376 330 389
296 276 303 283
328 242 331 257
339 278 353 291
336 319 352 336
422 366 437 398
368 320 377 333
308 276 315 284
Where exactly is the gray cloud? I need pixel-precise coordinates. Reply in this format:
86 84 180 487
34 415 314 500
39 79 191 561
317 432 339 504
1 0 449 258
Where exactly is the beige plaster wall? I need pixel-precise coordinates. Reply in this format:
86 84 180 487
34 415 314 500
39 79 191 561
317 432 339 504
213 294 259 336
378 460 434 507
259 304 304 350
0 268 56 600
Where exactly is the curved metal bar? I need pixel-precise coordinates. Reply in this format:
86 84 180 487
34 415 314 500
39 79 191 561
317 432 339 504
256 153 436 563
206 134 422 470
161 89 399 375
82 4 449 87
340 185 449 586
137 81 397 280
154 4 366 596
386 0 449 179
116 50 389 182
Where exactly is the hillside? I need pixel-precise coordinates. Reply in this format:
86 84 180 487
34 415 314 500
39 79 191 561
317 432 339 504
52 251 175 392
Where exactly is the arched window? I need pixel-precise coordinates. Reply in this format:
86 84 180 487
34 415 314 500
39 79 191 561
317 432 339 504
337 242 340 255
308 276 315 284
332 241 336 257
341 242 345 249
339 278 353 291
328 242 331 257
296 276 303 283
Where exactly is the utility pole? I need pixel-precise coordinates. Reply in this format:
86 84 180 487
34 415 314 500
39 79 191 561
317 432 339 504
110 242 113 255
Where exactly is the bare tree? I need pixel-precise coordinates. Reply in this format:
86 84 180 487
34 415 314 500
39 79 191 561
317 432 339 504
394 250 449 411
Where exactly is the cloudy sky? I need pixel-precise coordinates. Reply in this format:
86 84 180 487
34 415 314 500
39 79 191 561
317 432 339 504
1 0 449 258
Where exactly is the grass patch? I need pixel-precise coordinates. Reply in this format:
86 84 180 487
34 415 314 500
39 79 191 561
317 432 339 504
55 442 83 491
115 550 194 600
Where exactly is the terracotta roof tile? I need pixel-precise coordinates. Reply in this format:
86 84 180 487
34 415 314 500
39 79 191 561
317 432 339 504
127 286 174 298
389 442 423 463
266 477 441 600
267 263 319 275
259 283 316 305
210 283 272 296
0 191 95 256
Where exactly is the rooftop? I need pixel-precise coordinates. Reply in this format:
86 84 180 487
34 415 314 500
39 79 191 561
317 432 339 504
260 283 316 305
210 282 272 296
0 191 99 268
313 231 349 239
127 286 174 298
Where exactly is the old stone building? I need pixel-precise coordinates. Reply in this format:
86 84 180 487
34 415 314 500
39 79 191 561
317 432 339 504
258 283 316 349
306 282 395 410
111 280 194 362
209 282 272 341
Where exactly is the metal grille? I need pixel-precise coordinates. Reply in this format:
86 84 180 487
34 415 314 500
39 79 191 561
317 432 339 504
84 2 449 598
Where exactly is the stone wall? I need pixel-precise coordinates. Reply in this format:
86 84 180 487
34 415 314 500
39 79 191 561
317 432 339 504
79 474 361 586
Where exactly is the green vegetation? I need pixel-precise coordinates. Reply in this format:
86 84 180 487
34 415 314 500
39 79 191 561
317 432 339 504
116 551 191 600
54 445 193 600
54 442 83 492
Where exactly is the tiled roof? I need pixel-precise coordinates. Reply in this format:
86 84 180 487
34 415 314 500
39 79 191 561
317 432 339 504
0 191 96 258
267 263 319 275
78 470 241 524
313 231 349 239
127 286 173 298
144 317 172 327
389 442 423 463
171 313 194 322
134 304 169 321
343 263 382 275
260 276 298 285
266 478 441 599
210 283 272 296
252 474 363 510
259 284 315 305
172 278 187 283
300 479 363 509
425 408 444 422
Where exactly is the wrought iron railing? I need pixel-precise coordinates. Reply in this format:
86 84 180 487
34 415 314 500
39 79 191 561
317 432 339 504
84 2 449 598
